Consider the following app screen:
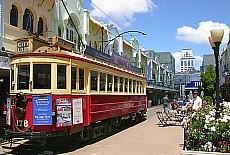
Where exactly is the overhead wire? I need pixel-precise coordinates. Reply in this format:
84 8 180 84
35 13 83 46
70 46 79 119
87 0 147 50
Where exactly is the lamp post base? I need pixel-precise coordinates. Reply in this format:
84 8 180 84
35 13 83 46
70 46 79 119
216 108 221 118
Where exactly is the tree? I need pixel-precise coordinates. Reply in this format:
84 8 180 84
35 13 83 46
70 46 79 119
200 65 216 102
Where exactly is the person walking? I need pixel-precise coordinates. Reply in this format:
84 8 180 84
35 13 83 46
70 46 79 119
192 90 202 111
163 94 169 114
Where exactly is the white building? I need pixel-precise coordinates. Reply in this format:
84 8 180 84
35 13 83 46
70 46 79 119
180 49 196 72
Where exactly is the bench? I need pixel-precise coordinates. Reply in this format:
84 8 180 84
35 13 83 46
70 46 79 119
156 111 168 127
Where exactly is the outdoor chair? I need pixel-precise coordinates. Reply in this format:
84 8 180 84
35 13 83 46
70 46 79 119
156 111 168 127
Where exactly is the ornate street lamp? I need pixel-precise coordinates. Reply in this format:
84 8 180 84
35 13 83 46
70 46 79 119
208 29 224 118
104 30 146 53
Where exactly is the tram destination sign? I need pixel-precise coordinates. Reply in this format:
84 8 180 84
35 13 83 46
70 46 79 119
84 46 111 62
84 46 142 73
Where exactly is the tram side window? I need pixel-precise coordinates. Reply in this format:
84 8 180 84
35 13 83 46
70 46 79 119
140 82 144 94
71 67 76 90
100 73 106 91
114 76 118 92
119 77 123 92
137 81 139 93
79 68 84 90
33 64 51 89
124 78 128 92
57 65 66 89
107 74 112 92
133 80 136 93
90 70 98 91
10 65 14 90
129 79 132 93
17 65 30 90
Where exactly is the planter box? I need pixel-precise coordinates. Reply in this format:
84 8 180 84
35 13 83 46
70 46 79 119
181 150 230 155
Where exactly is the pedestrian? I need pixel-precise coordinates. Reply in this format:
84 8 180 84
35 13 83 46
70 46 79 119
177 98 183 107
192 90 202 111
162 94 169 114
171 99 179 110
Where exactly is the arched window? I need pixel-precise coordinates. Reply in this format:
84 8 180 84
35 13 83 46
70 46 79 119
66 19 74 42
23 9 34 33
10 5 18 27
37 17 43 36
89 41 91 47
94 41 97 49
58 25 62 37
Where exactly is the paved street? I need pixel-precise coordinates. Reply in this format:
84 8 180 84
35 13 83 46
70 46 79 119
0 106 184 155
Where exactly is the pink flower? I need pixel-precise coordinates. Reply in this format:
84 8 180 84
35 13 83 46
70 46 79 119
218 141 223 145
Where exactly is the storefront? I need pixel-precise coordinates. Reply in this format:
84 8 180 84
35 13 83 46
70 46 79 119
220 75 230 100
147 83 178 107
0 54 10 106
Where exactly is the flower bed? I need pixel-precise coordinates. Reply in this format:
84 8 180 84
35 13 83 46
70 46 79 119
182 101 230 153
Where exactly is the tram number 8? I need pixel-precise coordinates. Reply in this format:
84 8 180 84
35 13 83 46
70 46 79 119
16 120 29 127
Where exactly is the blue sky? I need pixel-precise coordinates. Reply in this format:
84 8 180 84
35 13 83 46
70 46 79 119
83 0 230 71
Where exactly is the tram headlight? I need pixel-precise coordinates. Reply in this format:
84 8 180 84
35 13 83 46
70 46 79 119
15 92 27 118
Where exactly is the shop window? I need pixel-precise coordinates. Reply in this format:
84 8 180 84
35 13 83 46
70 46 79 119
37 17 43 36
79 68 84 90
71 67 76 90
90 70 98 91
57 65 66 89
100 73 106 91
10 5 18 27
17 65 30 90
107 74 112 92
33 64 51 89
23 9 34 33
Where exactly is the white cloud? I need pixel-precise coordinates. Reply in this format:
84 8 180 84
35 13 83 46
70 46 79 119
173 52 203 71
176 21 229 45
89 0 157 27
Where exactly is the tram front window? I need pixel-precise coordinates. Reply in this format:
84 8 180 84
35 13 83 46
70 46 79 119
57 65 66 89
17 65 30 90
79 68 84 90
71 67 76 90
90 70 98 91
33 64 51 89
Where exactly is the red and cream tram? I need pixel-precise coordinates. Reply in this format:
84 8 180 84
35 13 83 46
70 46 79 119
5 36 147 144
